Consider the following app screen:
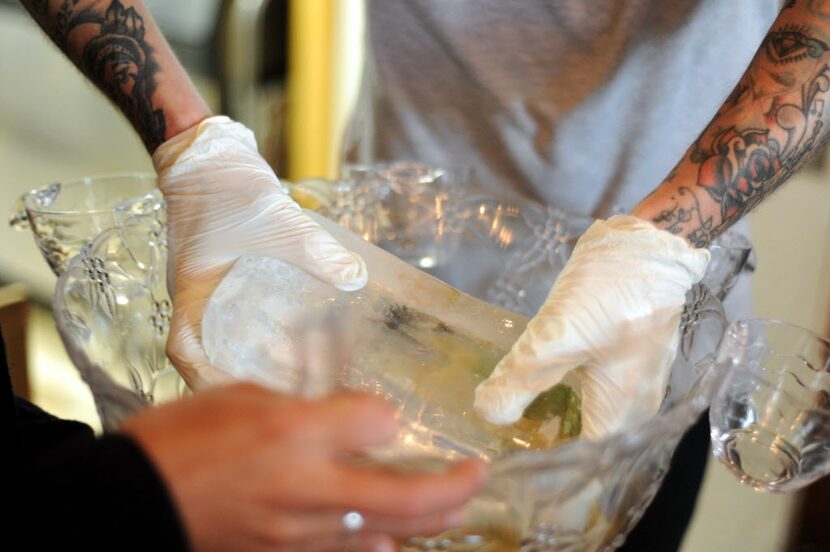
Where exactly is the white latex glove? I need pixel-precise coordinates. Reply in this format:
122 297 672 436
474 215 710 439
153 116 367 389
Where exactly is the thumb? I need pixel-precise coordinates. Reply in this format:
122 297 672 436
474 314 589 425
474 375 544 425
300 226 368 292
166 296 237 391
579 354 672 440
578 368 622 440
252 208 368 292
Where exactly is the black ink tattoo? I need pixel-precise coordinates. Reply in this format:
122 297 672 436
664 159 681 183
81 0 166 149
654 24 830 247
695 127 783 222
30 0 49 15
764 26 829 65
808 0 830 19
652 187 714 248
56 0 81 42
724 81 750 109
711 63 830 232
21 0 166 150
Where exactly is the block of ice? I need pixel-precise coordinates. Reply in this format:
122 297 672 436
203 212 580 457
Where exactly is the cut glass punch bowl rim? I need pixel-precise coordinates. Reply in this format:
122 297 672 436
51 180 742 550
492 285 726 467
52 184 733 453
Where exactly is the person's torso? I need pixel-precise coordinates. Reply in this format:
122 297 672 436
362 0 780 217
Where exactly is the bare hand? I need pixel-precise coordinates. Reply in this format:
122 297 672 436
121 383 486 552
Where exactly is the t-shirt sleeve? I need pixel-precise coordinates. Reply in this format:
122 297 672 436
12 421 190 551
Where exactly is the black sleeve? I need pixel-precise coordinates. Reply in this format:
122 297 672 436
12 430 192 551
1 314 190 551
6 384 190 550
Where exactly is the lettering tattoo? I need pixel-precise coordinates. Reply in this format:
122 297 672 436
649 1 830 247
653 187 715 246
20 0 166 150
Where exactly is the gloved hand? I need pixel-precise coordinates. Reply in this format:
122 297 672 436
153 116 367 389
474 215 710 439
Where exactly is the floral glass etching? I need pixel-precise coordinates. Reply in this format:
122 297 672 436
53 190 184 431
294 174 754 318
53 179 750 550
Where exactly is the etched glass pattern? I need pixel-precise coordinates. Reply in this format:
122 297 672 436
52 175 754 549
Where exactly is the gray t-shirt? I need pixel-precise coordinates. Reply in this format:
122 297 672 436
348 0 780 318
361 0 779 218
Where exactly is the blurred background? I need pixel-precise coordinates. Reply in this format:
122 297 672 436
0 1 828 550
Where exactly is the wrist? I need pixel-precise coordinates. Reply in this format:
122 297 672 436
582 215 711 287
629 193 706 248
153 116 255 178
149 60 213 153
162 105 213 148
629 197 665 227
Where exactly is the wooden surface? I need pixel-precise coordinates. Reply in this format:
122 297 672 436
0 283 29 399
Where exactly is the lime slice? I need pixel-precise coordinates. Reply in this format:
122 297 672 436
522 383 582 439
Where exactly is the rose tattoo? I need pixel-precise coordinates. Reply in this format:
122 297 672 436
81 0 165 149
697 128 783 221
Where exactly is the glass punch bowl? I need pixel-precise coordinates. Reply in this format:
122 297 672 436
53 178 753 551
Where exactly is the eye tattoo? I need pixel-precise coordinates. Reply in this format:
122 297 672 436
765 26 830 65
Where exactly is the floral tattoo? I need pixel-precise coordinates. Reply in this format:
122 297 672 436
81 1 166 149
20 0 167 151
695 128 782 223
649 1 830 246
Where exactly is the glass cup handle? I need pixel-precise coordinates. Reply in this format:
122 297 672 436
8 192 30 230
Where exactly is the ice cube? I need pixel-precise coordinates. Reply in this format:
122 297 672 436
202 212 579 457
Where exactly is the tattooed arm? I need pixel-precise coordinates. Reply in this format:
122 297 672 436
19 0 210 152
632 0 830 247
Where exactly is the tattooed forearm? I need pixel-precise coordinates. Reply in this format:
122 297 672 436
81 1 166 148
634 0 830 247
808 0 830 18
19 0 209 152
29 0 48 15
56 1 107 47
653 187 715 246
24 0 166 149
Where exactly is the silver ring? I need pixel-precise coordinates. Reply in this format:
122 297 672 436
342 511 365 534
